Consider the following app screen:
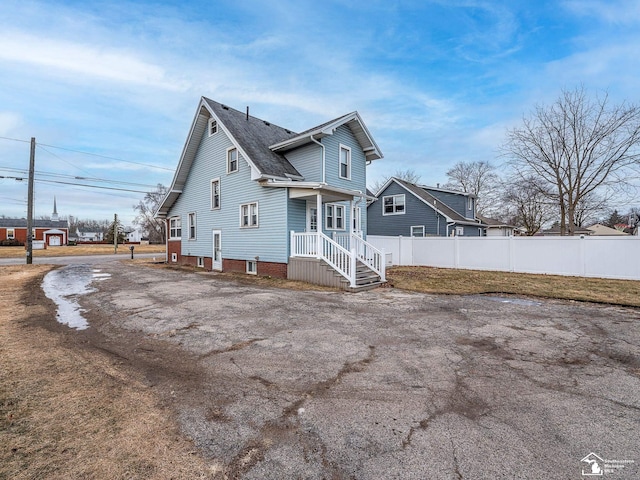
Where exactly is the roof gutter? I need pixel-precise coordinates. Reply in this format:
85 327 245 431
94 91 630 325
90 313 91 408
309 135 325 183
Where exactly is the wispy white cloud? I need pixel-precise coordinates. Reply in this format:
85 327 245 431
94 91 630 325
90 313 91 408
0 32 188 91
0 112 22 136
563 0 640 24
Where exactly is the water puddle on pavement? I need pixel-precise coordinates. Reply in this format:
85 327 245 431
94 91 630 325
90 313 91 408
41 265 111 330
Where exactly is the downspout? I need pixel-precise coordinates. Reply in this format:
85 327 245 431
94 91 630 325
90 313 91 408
309 135 325 184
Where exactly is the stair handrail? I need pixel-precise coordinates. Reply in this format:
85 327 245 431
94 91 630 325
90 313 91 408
350 234 386 282
317 232 355 287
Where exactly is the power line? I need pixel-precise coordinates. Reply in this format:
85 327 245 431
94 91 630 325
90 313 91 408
0 135 174 171
37 142 174 171
0 135 30 144
0 166 159 188
0 175 150 193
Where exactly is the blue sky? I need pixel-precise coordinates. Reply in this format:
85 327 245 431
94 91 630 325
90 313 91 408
1 0 639 224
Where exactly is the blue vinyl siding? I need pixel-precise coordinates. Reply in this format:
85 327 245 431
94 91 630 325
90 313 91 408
367 182 447 237
284 143 322 182
428 190 474 219
321 125 367 194
166 128 289 263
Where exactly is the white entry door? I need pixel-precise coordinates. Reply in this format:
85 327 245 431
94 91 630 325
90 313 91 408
212 230 222 271
306 203 318 232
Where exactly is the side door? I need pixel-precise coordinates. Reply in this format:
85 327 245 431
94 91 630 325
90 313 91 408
212 230 222 271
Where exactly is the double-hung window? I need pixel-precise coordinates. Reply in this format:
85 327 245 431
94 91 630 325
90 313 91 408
240 202 258 228
169 217 182 239
211 179 220 209
188 212 196 240
325 204 345 230
227 147 238 173
339 145 351 179
383 194 405 215
411 226 425 237
7 228 15 239
208 118 218 136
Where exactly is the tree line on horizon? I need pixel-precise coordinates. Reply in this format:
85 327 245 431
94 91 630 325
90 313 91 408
371 86 640 236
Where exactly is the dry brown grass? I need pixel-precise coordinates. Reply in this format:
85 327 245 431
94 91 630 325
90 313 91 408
388 266 640 307
0 244 165 258
0 265 214 479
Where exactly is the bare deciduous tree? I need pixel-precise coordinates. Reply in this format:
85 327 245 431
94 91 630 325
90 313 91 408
369 169 422 194
442 161 501 216
502 176 555 235
133 184 168 243
502 86 640 235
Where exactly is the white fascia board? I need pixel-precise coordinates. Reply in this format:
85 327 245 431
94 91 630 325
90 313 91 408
158 99 208 215
262 180 368 198
392 179 455 222
201 100 265 178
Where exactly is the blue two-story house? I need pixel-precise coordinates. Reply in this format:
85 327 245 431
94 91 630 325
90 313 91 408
367 177 486 237
156 97 386 289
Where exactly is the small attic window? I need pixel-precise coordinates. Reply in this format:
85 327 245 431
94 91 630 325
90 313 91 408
208 118 218 136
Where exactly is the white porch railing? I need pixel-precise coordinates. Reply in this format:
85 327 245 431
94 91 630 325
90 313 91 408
351 234 386 281
291 231 385 286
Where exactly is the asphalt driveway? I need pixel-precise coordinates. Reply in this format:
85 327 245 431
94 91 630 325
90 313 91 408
70 261 639 479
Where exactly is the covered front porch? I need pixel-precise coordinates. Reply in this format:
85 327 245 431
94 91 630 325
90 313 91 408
271 182 385 289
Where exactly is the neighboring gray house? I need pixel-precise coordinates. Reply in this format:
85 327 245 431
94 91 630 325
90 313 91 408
367 177 486 237
156 97 386 289
477 215 518 236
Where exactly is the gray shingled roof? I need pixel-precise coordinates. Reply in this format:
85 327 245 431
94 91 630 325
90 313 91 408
0 218 68 229
393 178 484 225
203 98 302 179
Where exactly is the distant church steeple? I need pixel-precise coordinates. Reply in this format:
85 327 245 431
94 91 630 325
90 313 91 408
52 197 59 221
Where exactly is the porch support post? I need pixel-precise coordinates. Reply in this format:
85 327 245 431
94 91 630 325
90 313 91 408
348 198 353 236
316 192 323 259
316 193 323 233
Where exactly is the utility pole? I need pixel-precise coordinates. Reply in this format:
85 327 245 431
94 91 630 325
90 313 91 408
113 213 118 254
26 137 35 265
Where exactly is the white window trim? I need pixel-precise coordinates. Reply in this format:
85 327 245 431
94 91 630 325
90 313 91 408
188 212 196 240
456 226 465 236
7 228 15 239
197 256 204 268
227 147 239 174
169 216 182 240
325 203 345 231
411 225 425 237
339 144 351 180
171 252 178 262
382 194 406 216
352 205 362 232
246 260 257 275
208 118 218 136
211 178 221 210
467 197 473 211
239 202 259 228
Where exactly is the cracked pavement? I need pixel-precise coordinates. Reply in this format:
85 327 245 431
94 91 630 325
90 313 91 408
73 262 640 479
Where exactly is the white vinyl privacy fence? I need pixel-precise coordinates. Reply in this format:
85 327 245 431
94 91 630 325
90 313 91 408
367 235 640 281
